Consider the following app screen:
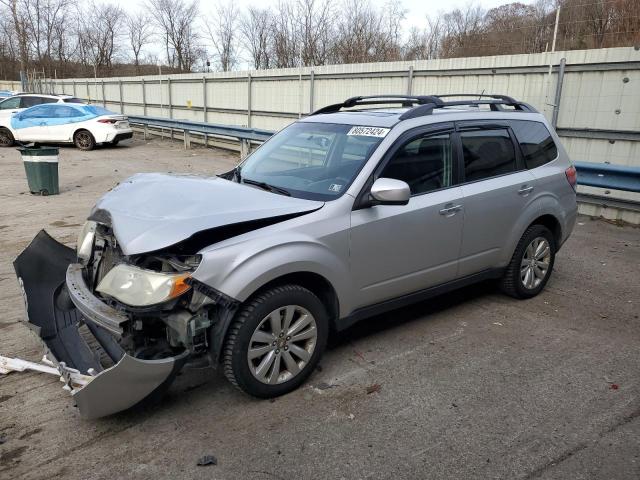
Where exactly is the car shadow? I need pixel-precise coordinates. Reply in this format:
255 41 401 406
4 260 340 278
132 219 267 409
328 279 498 349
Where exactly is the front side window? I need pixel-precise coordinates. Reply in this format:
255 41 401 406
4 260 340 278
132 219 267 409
0 97 20 110
510 120 558 169
63 97 84 103
461 129 517 182
238 122 385 200
21 96 56 108
380 133 453 195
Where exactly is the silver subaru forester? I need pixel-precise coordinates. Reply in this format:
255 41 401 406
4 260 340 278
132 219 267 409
14 94 577 418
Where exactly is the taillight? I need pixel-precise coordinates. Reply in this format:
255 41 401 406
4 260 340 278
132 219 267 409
97 119 117 124
565 165 577 191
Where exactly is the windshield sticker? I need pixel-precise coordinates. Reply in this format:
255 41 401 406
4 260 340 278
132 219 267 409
347 126 390 138
329 183 343 193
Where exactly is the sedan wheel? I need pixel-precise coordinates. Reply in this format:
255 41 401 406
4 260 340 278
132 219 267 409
0 128 14 147
74 130 95 151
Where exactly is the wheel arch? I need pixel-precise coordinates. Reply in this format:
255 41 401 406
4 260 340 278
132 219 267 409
528 213 562 248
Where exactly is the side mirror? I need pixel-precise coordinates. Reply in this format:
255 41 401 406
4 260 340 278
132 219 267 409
370 177 410 206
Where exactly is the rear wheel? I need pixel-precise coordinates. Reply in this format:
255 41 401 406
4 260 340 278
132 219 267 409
74 130 95 151
222 284 328 398
0 128 14 147
500 224 556 299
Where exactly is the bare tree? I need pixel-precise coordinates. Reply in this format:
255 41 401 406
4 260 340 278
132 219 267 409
271 0 299 68
126 11 154 74
206 1 239 72
147 0 200 71
76 2 124 75
0 0 30 75
403 15 443 60
240 7 273 69
295 0 334 66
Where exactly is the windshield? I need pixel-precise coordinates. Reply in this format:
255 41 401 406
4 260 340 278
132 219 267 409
237 122 387 200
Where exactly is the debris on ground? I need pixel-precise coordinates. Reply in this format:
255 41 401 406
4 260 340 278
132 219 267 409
610 384 619 390
366 383 381 395
0 433 7 444
197 455 217 466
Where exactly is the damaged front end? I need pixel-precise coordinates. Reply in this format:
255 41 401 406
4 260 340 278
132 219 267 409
13 228 236 419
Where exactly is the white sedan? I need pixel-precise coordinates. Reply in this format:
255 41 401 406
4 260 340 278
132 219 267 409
0 103 133 150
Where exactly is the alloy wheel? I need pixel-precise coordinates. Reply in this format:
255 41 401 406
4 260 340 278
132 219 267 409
520 236 551 290
247 305 318 385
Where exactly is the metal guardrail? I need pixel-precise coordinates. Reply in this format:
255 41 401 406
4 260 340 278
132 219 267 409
127 115 274 142
574 161 640 193
127 116 640 196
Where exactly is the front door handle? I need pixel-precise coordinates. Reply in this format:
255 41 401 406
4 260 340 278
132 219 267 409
518 185 534 196
439 203 463 216
39 122 47 126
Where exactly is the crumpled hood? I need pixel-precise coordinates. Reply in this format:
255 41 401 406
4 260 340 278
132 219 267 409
92 173 323 255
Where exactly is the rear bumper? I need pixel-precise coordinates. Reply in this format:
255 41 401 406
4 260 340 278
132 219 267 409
13 230 187 419
103 130 133 143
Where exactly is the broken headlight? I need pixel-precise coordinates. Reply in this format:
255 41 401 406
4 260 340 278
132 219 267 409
76 220 97 263
96 264 191 307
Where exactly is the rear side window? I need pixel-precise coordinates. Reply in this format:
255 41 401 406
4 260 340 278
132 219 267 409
63 97 84 104
21 96 56 108
510 120 558 169
461 129 517 182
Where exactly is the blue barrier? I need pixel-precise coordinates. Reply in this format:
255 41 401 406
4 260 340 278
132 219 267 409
574 161 640 193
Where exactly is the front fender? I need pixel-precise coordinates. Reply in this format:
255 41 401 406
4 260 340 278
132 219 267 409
193 236 352 316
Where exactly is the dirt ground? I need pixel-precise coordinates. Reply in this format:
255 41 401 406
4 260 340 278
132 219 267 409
0 136 638 480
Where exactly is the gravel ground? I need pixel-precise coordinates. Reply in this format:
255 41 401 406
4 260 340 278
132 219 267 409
0 137 638 480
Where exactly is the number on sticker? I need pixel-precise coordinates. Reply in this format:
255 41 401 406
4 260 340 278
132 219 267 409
347 126 390 138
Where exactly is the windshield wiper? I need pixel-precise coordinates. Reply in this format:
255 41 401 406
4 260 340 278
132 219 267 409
242 178 291 196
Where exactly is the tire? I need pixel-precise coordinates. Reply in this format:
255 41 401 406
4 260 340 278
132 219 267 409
222 284 328 398
0 128 14 147
74 130 96 151
500 224 556 299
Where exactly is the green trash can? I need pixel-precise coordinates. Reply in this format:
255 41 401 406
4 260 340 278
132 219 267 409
18 145 60 195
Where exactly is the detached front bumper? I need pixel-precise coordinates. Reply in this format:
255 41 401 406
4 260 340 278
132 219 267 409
12 230 187 419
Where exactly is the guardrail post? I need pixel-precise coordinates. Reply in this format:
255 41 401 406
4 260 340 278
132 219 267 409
184 130 191 149
407 66 414 95
309 70 315 113
203 76 208 146
119 80 124 113
86 80 90 103
167 77 173 119
142 78 147 116
72 80 76 96
551 58 566 128
240 139 250 159
247 73 252 128
101 80 106 107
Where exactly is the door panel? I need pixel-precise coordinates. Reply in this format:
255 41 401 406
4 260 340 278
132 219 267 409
350 187 464 308
458 171 536 276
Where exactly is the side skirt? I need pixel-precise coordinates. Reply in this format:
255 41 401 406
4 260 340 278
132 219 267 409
337 268 504 331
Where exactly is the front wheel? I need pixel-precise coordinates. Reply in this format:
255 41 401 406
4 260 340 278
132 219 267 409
222 284 328 398
74 130 96 151
0 128 14 147
500 224 556 299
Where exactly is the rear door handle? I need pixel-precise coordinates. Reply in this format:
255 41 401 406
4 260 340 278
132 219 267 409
439 203 463 216
518 185 534 196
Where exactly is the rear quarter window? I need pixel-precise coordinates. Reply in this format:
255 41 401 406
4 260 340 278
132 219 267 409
510 120 558 169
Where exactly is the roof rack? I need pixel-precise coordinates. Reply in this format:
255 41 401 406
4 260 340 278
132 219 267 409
309 93 537 119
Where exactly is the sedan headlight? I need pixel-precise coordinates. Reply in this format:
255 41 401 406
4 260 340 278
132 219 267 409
96 264 191 307
77 221 97 263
